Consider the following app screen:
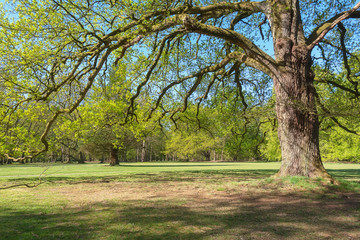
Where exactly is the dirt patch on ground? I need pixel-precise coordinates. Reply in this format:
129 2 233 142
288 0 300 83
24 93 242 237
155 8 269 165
46 179 360 240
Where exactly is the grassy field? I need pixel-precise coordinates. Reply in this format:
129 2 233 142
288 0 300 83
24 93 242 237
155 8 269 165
0 162 359 240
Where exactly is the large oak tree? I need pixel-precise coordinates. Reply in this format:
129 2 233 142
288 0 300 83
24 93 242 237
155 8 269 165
0 0 359 178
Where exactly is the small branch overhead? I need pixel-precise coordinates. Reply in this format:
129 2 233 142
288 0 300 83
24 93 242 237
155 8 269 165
307 2 360 50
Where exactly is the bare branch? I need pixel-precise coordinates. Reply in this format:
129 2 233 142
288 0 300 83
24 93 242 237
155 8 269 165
51 0 85 30
114 35 144 66
307 2 360 49
147 51 245 119
338 23 359 93
258 16 267 40
126 31 183 121
182 15 276 76
315 91 359 136
234 63 248 112
315 78 360 97
0 166 49 190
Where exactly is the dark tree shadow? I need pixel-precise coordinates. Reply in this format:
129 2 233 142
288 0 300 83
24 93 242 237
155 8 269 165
1 191 359 240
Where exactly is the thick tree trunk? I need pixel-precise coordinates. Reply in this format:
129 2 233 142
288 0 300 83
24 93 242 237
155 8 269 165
202 150 211 162
19 152 25 164
267 0 331 179
109 147 119 166
273 46 330 179
78 151 86 164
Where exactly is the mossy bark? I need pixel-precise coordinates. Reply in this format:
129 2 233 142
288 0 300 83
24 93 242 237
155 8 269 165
268 0 331 179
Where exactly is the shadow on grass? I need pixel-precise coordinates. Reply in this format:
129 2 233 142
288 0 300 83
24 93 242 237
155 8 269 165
1 168 360 239
1 169 278 186
328 169 360 181
119 164 243 167
1 191 359 240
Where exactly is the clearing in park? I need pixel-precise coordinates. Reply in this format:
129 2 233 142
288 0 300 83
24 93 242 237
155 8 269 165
0 162 359 240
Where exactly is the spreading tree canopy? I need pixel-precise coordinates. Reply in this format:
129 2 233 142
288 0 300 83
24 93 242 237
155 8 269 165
0 0 359 179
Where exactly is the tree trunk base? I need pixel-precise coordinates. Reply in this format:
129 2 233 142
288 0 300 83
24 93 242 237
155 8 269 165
273 169 337 184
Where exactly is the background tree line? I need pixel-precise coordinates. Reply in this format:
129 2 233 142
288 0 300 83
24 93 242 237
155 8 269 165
1 62 358 165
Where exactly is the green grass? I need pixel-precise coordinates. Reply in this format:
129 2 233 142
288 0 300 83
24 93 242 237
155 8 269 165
0 162 359 240
0 161 282 177
1 161 358 180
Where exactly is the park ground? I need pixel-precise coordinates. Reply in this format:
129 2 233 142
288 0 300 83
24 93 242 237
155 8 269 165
0 162 359 240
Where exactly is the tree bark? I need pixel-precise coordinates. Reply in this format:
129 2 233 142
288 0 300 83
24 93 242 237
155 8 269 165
141 139 146 162
136 148 139 162
274 65 330 178
109 146 119 166
61 147 65 163
51 151 57 162
78 151 86 164
202 150 211 162
149 145 152 162
268 0 331 179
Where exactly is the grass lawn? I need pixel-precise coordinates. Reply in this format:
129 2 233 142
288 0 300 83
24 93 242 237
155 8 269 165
0 162 359 240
